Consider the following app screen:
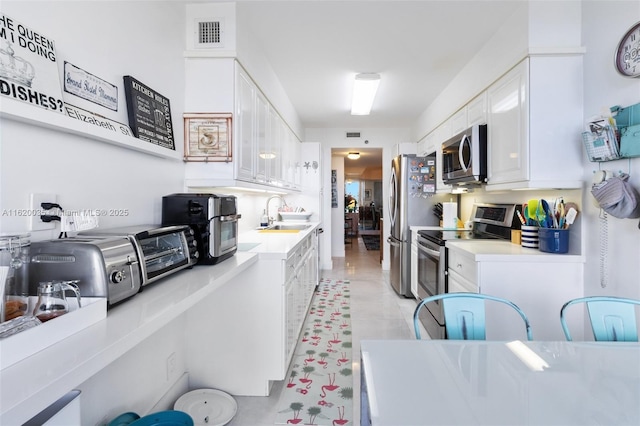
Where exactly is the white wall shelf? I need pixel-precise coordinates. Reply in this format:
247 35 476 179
0 98 183 161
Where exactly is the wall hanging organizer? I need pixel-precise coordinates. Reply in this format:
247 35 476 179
583 102 640 162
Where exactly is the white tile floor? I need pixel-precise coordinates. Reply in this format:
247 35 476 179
228 236 423 426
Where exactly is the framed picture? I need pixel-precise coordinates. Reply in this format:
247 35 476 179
364 189 372 200
183 113 232 162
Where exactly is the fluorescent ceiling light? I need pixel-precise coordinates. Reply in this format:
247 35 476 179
347 152 360 160
351 73 380 115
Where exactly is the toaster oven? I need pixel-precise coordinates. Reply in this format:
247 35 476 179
29 236 143 306
79 225 198 286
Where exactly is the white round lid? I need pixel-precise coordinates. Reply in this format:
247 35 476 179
174 389 237 426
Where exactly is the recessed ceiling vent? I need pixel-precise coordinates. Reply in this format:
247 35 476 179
346 132 361 138
195 18 224 48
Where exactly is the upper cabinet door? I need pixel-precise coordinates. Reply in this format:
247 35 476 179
450 107 468 136
268 106 282 186
487 59 529 185
255 91 269 183
467 92 487 127
235 67 256 182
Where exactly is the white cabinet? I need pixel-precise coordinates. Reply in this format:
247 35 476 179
268 106 283 185
186 229 319 396
255 91 270 184
486 59 529 186
467 91 487 127
486 56 583 190
184 59 301 191
236 66 257 182
446 243 583 341
450 107 468 136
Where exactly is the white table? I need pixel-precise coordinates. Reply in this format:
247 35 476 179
360 339 640 425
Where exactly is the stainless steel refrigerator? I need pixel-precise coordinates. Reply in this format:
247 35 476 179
388 153 438 297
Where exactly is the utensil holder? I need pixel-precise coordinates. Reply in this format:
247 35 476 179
521 225 539 249
538 228 570 253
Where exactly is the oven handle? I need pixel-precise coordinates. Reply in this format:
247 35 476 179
418 245 441 258
219 214 241 222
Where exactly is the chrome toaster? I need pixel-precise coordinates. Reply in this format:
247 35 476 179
29 237 143 306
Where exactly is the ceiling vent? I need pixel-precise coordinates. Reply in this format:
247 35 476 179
195 18 224 48
346 132 361 138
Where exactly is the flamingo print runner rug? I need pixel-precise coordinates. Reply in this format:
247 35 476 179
274 278 353 425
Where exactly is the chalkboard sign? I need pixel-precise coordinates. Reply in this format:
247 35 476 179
123 76 175 150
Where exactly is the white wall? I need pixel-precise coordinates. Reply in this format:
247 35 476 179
0 1 186 238
581 1 640 299
0 1 188 423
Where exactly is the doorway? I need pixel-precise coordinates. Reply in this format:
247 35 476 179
334 147 383 263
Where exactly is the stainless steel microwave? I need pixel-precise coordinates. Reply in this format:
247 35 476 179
442 124 487 185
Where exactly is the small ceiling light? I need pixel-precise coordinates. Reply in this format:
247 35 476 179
259 152 276 159
347 152 360 160
351 73 380 115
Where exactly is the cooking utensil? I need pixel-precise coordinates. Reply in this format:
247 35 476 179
541 199 553 228
534 199 547 227
527 199 539 222
565 207 578 228
523 204 532 225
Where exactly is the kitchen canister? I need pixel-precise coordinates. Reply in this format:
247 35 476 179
520 225 539 249
442 202 458 229
538 228 570 253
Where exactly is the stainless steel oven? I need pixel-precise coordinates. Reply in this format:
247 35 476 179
416 233 447 339
415 203 518 338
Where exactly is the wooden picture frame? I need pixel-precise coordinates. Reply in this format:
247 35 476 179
183 113 232 162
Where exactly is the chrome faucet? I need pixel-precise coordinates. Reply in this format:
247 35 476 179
265 195 288 225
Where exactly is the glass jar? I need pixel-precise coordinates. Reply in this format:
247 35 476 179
0 234 31 323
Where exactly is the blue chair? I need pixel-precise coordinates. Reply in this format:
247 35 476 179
560 296 640 341
413 292 533 340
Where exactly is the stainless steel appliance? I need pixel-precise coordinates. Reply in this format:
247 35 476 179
79 225 198 286
162 193 239 265
415 203 516 338
388 153 438 297
442 124 487 185
29 236 143 306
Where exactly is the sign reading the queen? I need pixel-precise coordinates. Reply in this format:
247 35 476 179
0 14 64 113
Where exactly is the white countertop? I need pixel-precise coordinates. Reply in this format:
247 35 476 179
446 239 585 263
361 339 640 426
238 221 320 260
0 252 258 425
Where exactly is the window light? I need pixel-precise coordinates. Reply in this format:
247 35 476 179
351 73 380 115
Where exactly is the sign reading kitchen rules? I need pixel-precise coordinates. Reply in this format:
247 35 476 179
0 14 64 113
123 75 175 150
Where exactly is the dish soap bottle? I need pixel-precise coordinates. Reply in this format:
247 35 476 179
260 209 269 227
